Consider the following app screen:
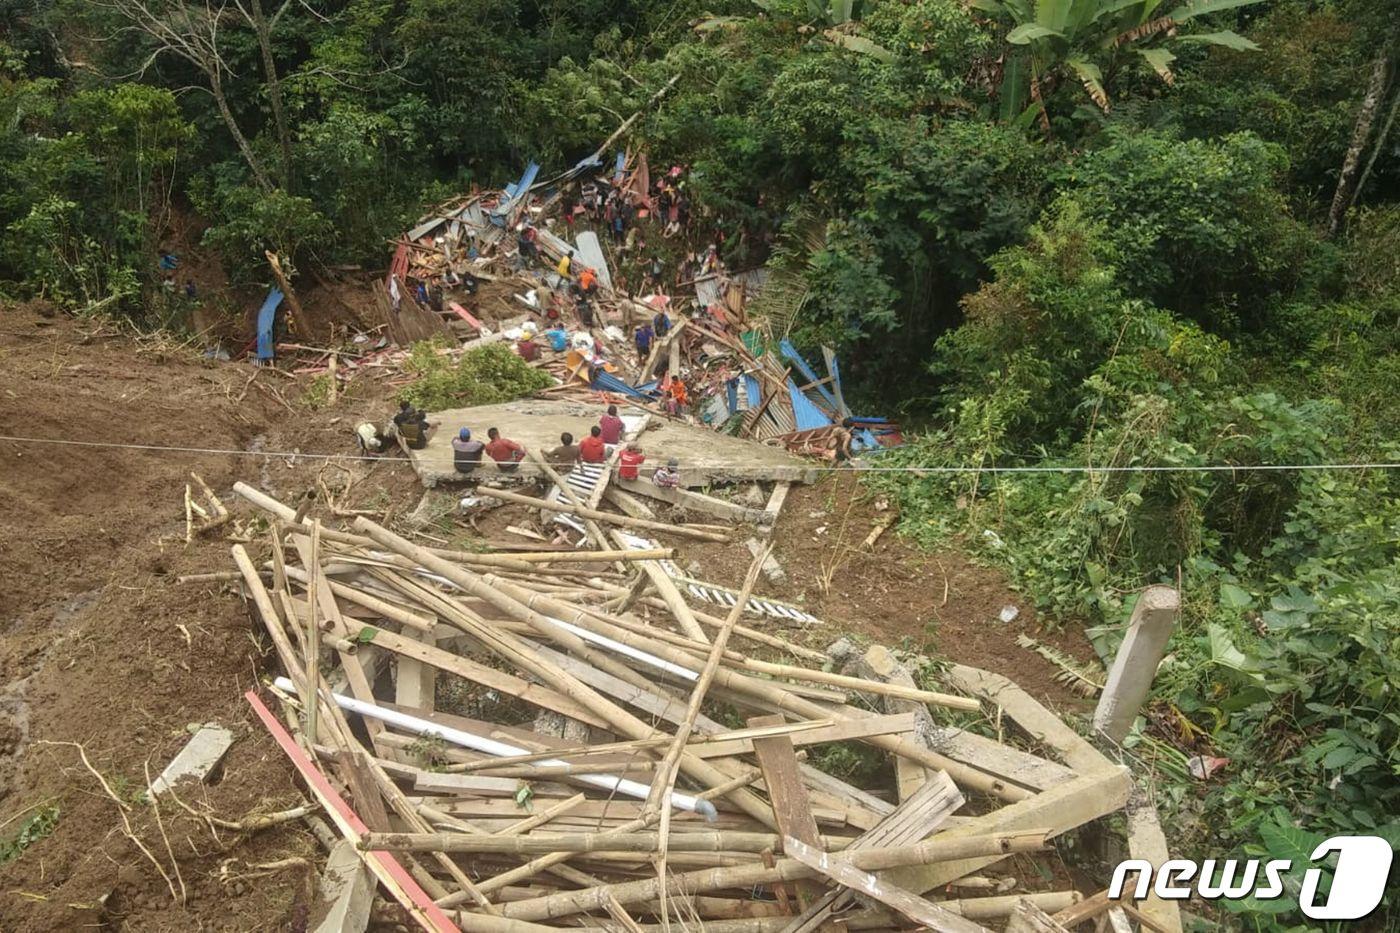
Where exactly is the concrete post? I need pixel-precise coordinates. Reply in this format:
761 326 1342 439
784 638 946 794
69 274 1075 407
1093 585 1180 744
311 839 374 933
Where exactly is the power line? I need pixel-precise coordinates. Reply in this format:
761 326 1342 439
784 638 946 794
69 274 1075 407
1 434 1396 475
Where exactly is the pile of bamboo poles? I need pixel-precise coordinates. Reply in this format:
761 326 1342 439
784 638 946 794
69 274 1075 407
224 481 1151 933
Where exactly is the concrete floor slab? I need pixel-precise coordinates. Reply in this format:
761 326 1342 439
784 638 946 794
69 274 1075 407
404 399 818 488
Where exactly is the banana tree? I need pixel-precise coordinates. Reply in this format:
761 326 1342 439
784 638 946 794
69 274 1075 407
971 0 1266 132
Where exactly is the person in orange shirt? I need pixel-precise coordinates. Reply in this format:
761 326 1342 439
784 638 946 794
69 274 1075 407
578 267 598 295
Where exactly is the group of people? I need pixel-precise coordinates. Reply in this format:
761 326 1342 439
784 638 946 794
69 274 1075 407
446 403 679 487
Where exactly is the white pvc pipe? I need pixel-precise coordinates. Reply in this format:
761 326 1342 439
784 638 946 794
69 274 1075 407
274 677 717 820
543 616 699 682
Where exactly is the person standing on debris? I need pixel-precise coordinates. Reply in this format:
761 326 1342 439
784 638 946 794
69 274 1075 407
485 427 526 472
634 321 654 363
618 441 646 481
452 427 485 474
393 401 432 450
829 418 855 463
518 225 539 263
653 457 681 488
548 431 580 468
598 404 624 446
653 308 671 338
578 266 598 296
575 293 594 329
557 250 573 278
579 425 607 463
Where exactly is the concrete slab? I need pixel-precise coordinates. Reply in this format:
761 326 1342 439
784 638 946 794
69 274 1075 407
406 399 818 488
149 724 234 795
310 839 374 933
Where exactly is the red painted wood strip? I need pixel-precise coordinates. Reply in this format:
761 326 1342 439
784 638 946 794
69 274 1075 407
243 690 460 933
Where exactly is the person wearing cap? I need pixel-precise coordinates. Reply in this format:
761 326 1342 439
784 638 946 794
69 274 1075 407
652 458 680 488
452 427 485 474
485 427 526 472
618 441 646 481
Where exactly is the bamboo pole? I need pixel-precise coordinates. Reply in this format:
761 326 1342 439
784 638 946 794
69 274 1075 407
609 530 708 642
474 487 731 542
304 521 322 744
352 517 781 830
362 830 855 855
462 573 1026 800
493 833 1050 921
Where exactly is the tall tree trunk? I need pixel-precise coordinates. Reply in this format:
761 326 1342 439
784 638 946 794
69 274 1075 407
1328 51 1392 237
1353 85 1400 213
248 0 294 191
210 71 275 192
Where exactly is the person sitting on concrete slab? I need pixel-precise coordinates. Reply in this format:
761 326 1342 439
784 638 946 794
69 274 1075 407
548 432 580 468
452 427 485 474
579 425 607 464
618 442 646 481
485 427 526 472
598 404 624 446
393 401 431 450
355 421 389 454
653 457 681 488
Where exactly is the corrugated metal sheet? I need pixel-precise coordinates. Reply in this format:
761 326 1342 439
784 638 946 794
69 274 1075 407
573 231 612 289
788 379 833 431
779 338 841 413
591 370 651 400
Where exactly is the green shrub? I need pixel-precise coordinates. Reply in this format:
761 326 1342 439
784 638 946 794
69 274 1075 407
398 339 553 411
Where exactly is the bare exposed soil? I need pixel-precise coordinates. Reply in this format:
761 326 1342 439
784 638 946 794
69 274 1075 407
0 303 1096 929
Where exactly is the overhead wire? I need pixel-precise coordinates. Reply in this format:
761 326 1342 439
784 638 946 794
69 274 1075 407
0 434 1396 475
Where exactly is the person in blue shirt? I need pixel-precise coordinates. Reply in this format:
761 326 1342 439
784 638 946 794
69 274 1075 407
545 326 568 352
634 322 654 362
653 310 671 338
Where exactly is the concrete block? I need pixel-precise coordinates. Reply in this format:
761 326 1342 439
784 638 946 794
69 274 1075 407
1093 585 1180 744
311 839 374 933
148 724 234 796
744 537 786 584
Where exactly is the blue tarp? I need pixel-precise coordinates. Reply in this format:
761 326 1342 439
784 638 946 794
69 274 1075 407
787 380 834 431
256 287 284 361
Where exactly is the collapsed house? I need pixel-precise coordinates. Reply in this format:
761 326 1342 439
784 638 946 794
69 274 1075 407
376 152 902 463
210 473 1185 933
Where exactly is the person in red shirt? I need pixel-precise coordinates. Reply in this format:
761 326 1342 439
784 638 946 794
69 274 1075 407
484 427 526 472
578 425 606 463
598 404 624 445
517 335 539 362
618 442 646 481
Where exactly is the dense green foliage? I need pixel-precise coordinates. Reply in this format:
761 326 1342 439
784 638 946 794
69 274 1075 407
2 0 1399 922
398 340 554 410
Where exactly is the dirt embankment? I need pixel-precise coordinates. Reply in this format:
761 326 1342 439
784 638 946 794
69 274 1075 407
0 304 1094 930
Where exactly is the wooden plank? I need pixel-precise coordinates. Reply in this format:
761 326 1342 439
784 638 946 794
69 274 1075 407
887 767 1133 895
750 714 821 862
339 750 393 832
243 691 458 933
349 625 608 729
531 643 724 734
782 769 964 933
614 477 769 524
783 837 991 933
928 726 1076 793
944 664 1114 775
